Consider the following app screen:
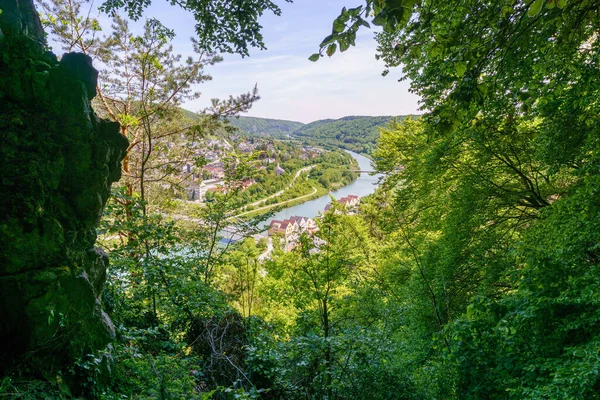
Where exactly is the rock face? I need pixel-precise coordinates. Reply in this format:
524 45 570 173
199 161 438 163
0 0 128 376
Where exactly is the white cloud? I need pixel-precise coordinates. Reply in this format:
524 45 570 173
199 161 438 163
186 40 421 123
42 0 422 124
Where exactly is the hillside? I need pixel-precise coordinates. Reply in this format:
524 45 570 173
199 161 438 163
181 109 407 153
292 115 407 154
181 109 305 137
228 116 305 137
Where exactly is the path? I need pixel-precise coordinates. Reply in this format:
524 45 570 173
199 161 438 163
166 185 318 224
258 237 274 262
241 165 315 209
164 166 315 224
233 186 318 218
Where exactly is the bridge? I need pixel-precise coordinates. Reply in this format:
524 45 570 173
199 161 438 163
350 170 376 173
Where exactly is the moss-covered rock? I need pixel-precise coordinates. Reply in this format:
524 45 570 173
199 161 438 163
0 0 128 379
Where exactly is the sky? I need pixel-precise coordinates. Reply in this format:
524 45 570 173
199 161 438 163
51 0 421 123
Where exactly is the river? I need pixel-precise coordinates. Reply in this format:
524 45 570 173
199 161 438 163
257 150 382 232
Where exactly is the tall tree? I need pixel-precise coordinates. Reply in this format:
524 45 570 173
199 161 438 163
38 0 260 211
328 0 600 397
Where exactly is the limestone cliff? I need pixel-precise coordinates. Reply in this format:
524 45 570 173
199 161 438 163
0 0 128 377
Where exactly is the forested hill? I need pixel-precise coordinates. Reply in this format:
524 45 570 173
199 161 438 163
182 109 305 137
292 115 407 154
228 116 305 137
182 109 403 153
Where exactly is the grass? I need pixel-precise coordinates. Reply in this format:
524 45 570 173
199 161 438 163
235 182 329 219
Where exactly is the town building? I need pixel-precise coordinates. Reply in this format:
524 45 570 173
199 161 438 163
238 142 255 153
324 195 360 213
204 165 225 179
239 179 256 191
268 219 297 238
207 186 227 194
339 195 360 207
289 216 318 234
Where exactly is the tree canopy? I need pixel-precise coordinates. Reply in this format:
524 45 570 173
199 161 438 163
4 0 600 398
98 0 293 56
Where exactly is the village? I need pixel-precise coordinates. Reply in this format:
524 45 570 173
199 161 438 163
179 136 327 203
261 194 361 256
169 135 367 261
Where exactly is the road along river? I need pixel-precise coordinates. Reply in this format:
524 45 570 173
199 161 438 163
256 150 383 232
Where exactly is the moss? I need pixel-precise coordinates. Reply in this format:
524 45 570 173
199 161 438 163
0 0 128 387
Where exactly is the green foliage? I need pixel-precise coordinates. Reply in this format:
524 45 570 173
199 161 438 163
10 0 600 398
293 115 408 155
352 0 600 397
98 0 292 57
251 210 413 399
449 170 600 399
224 145 357 215
227 116 304 137
311 1 418 61
40 0 261 208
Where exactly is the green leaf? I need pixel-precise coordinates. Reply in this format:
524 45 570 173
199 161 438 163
557 0 567 8
326 43 337 57
477 84 488 95
333 18 345 33
340 40 350 52
528 0 543 16
319 34 335 47
428 44 442 58
455 62 467 77
386 0 403 10
90 19 101 31
347 6 362 18
372 12 387 27
308 53 320 62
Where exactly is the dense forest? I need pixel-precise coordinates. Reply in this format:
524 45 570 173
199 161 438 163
224 114 405 155
292 115 402 154
228 116 305 138
182 110 306 138
2 0 600 399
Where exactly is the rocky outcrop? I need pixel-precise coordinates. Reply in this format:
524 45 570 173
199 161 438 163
0 0 128 376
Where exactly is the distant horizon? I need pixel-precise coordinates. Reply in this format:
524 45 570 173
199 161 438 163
43 0 421 122
183 108 417 125
160 0 421 122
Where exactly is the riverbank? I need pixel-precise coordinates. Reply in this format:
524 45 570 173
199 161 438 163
167 150 377 233
232 186 322 219
254 151 381 231
237 165 315 210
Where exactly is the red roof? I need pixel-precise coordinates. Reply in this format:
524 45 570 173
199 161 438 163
270 218 297 230
339 195 360 204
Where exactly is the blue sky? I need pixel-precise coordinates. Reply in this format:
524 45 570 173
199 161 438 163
54 0 421 123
